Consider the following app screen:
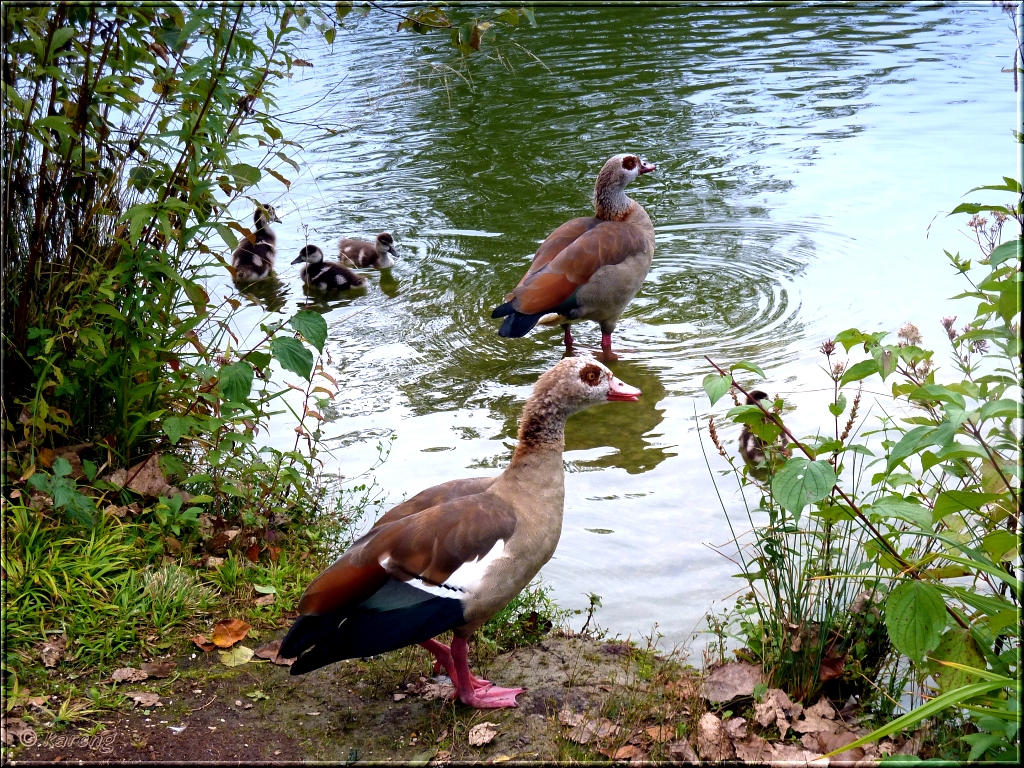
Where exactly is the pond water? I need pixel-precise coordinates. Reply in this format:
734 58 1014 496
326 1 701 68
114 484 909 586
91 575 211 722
219 5 1019 654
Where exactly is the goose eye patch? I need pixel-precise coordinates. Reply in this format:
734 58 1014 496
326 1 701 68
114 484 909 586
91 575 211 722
621 156 637 170
579 364 603 385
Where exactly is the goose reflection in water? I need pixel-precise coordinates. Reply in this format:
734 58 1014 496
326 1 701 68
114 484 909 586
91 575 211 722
563 358 673 475
235 273 289 314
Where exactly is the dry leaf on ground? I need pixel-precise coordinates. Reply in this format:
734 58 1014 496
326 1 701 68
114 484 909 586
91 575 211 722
467 721 499 747
191 634 216 652
558 708 585 728
770 742 826 765
734 733 773 763
645 725 675 742
254 640 296 667
212 617 251 648
253 593 275 607
698 712 735 761
666 739 698 763
431 750 452 765
702 661 763 703
567 717 620 745
753 687 803 739
141 660 177 678
724 716 748 740
218 645 254 667
124 691 161 708
106 454 193 500
600 744 645 761
111 667 148 683
39 634 67 668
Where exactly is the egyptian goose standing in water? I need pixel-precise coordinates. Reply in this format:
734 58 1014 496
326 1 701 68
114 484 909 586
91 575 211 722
492 154 656 356
232 203 281 282
338 232 398 269
279 357 641 708
291 245 367 291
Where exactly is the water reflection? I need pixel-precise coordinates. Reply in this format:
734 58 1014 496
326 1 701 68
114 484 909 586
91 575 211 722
234 274 289 314
565 359 674 475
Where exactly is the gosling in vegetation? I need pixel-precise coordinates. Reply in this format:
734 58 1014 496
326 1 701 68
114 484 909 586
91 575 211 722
338 233 398 269
739 390 788 480
232 203 281 282
292 245 367 291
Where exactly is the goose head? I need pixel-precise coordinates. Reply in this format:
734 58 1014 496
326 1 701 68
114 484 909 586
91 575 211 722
291 245 325 265
375 232 398 269
746 390 769 406
535 357 642 415
593 154 656 220
255 203 283 227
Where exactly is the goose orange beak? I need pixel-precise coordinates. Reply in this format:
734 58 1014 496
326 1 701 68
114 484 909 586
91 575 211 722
638 160 656 175
607 376 641 401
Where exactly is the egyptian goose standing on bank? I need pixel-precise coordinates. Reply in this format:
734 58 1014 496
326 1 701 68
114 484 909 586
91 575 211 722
279 357 641 708
338 232 398 269
492 154 656 356
291 245 367 291
232 203 281 282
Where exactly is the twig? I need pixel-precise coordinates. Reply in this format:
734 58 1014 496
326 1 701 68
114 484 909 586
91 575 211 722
189 695 217 712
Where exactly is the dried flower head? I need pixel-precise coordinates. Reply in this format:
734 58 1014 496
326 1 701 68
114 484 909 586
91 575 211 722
915 358 933 377
708 416 727 457
941 316 957 342
729 386 740 406
214 353 230 366
819 339 836 357
840 383 862 443
967 214 988 230
832 361 846 378
992 210 1008 225
897 322 922 347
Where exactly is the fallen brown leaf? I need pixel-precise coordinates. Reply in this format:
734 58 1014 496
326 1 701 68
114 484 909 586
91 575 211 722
111 667 148 683
734 733 773 763
567 717 620 745
558 708 585 728
124 691 161 708
819 654 846 682
39 634 67 668
253 593 275 607
601 744 645 761
212 618 251 648
254 640 296 667
697 712 734 761
666 739 698 763
468 721 499 747
191 635 216 652
105 454 192 500
141 660 177 678
645 725 675 742
753 688 802 739
702 661 763 703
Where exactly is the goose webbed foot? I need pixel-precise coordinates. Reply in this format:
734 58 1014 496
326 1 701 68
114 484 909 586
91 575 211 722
420 639 492 693
451 636 524 708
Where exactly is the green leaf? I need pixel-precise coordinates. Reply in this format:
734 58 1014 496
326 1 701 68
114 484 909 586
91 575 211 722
869 496 932 530
886 426 935 471
885 580 946 663
163 415 194 445
289 310 327 353
933 490 1003 521
702 373 732 405
834 328 887 352
219 362 254 403
927 628 986 694
229 163 261 189
872 345 897 380
731 361 766 378
980 398 1021 421
982 531 1019 562
215 223 238 250
271 337 313 380
770 458 837 518
988 239 1021 267
949 202 1012 216
840 359 878 387
828 393 848 417
52 457 73 478
47 27 78 60
218 645 254 667
253 584 277 595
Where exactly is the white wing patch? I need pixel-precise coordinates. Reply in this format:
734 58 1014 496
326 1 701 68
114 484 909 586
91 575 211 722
379 539 507 601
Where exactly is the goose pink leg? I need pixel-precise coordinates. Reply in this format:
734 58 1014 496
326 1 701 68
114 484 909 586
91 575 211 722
451 636 524 708
562 324 574 350
419 639 491 693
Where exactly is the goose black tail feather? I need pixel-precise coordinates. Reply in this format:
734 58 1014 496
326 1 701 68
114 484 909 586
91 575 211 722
282 581 465 675
497 310 544 338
